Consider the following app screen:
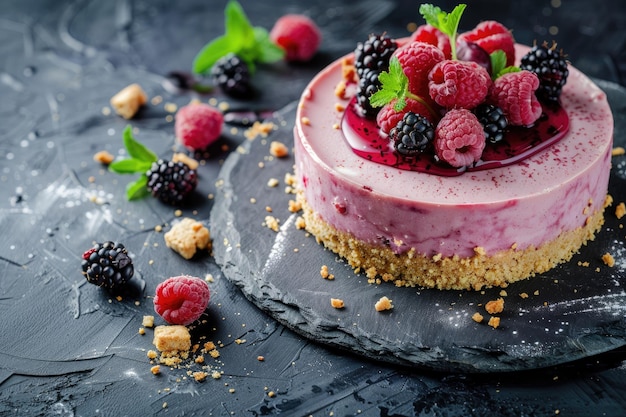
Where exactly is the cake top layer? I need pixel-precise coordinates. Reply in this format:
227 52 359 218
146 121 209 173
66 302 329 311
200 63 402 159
296 45 613 206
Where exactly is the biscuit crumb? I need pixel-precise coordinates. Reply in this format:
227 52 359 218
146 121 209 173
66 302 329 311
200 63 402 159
474 246 486 256
301 116 311 126
612 146 625 156
488 316 500 329
602 252 615 267
472 312 484 323
153 325 191 354
264 215 280 232
142 315 155 328
164 218 211 259
244 121 276 140
267 178 279 187
110 83 147 119
257 356 265 361
147 350 158 360
485 298 504 315
139 328 146 335
151 365 161 375
616 202 625 219
211 371 222 379
193 371 208 382
374 296 393 312
93 150 114 165
269 141 289 158
320 265 334 280
519 292 529 299
330 298 345 309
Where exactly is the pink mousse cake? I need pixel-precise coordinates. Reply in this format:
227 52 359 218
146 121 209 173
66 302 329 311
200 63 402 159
294 44 613 290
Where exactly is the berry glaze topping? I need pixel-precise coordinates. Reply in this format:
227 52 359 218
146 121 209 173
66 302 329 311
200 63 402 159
341 97 569 176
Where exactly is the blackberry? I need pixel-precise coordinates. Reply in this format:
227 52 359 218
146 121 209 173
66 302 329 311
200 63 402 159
520 41 569 102
146 160 198 205
474 104 508 144
355 69 381 118
210 53 252 97
81 241 134 290
390 111 435 156
354 33 398 77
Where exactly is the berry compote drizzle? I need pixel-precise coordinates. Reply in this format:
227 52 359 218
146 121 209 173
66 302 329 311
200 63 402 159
341 98 569 176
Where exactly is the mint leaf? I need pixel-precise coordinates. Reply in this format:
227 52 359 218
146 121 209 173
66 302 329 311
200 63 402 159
126 175 149 201
419 3 466 60
490 50 520 79
370 57 408 108
192 35 236 74
109 158 153 174
224 0 255 50
253 27 286 63
122 126 157 163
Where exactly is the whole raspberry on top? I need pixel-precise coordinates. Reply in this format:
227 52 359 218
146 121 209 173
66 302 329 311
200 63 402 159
428 60 491 109
489 70 542 126
457 21 515 67
175 102 224 151
393 41 445 99
154 275 210 326
270 14 321 62
410 24 451 59
434 108 486 168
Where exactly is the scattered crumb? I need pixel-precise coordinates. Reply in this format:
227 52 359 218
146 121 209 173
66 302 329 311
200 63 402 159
164 217 211 259
110 83 147 119
151 365 161 375
301 116 310 126
288 199 302 213
616 202 625 219
320 265 334 280
147 350 158 360
473 246 486 256
519 292 529 299
268 391 276 398
488 316 500 329
602 252 616 267
193 371 208 382
485 298 504 315
612 146 625 156
153 325 191 354
142 315 155 328
263 215 280 232
93 150 114 165
269 141 289 158
138 328 146 335
211 371 222 379
244 121 276 140
335 102 345 112
472 312 484 323
374 296 393 312
267 178 280 188
330 298 345 309
257 356 265 361
172 153 199 170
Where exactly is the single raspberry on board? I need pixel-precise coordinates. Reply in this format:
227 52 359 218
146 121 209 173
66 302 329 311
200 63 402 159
489 70 542 126
393 41 445 99
154 275 210 326
410 24 451 59
428 60 491 109
270 14 321 62
434 108 486 168
376 97 438 135
457 21 515 67
175 102 223 150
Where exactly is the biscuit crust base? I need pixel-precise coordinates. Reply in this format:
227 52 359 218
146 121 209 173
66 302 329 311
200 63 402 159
297 192 606 291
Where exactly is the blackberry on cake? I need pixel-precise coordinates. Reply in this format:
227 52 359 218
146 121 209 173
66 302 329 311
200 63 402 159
210 53 252 97
81 241 134 290
474 104 508 144
519 41 569 102
389 111 435 155
355 69 382 118
354 33 397 77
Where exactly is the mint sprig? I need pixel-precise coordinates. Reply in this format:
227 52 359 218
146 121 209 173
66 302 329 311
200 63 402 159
489 50 520 79
192 0 284 74
419 3 466 60
108 125 157 201
370 56 438 118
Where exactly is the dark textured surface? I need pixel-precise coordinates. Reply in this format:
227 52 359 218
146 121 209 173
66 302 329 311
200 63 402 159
1 0 626 416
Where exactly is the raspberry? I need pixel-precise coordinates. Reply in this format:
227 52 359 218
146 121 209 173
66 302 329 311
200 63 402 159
389 111 435 155
489 70 542 126
410 24 451 59
175 102 224 150
428 60 491 109
376 97 438 135
270 14 321 62
434 108 486 168
519 42 569 102
393 41 445 99
457 21 515 67
146 160 198 205
153 275 210 325
354 33 398 77
81 241 134 290
210 53 252 98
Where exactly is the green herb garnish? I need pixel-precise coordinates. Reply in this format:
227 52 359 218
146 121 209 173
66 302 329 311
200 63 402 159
419 3 466 60
489 50 520 79
108 125 157 201
192 0 284 74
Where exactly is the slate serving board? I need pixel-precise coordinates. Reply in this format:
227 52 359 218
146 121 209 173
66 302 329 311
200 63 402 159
212 79 626 373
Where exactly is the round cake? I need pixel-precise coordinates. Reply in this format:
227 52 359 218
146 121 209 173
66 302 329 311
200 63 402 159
294 43 613 290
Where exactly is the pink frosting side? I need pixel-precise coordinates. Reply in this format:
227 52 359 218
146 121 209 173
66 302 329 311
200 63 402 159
294 45 613 258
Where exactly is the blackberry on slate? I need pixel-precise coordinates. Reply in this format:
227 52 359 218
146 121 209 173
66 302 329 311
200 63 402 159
354 33 398 77
81 241 134 290
356 69 381 118
146 160 198 205
474 104 508 144
210 53 252 97
520 41 569 102
390 111 435 156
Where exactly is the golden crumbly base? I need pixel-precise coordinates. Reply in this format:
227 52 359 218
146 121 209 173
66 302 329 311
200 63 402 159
297 192 606 291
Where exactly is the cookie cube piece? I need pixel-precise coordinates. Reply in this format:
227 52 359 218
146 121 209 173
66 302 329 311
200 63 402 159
110 83 147 119
164 217 211 259
153 325 191 353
